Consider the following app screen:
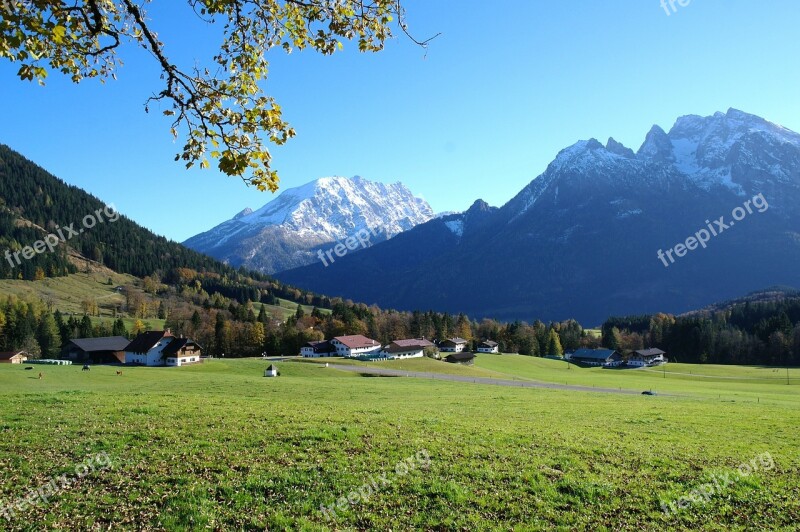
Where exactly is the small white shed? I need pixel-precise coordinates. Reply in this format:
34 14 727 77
264 364 278 377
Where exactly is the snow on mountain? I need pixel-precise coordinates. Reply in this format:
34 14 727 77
183 176 434 273
276 109 800 324
508 108 800 221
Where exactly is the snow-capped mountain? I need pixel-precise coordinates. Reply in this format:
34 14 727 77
278 109 800 324
184 176 434 273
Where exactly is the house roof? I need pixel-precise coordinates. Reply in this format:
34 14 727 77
161 337 201 356
333 335 380 349
445 351 475 362
632 348 666 357
267 364 277 370
0 351 27 360
385 339 434 354
304 340 335 352
125 330 174 354
478 340 498 347
67 336 130 353
571 348 619 360
390 339 435 348
440 337 468 346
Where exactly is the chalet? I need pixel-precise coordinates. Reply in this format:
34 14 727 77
61 337 129 364
0 351 28 364
124 330 175 366
444 352 476 365
330 335 382 358
476 340 499 353
568 348 623 367
161 338 203 367
439 337 468 353
300 340 336 358
381 338 434 360
628 348 667 367
124 329 203 367
264 364 278 377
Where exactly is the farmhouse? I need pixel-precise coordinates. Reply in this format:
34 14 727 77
124 329 203 367
61 336 129 364
382 338 434 360
300 340 336 358
444 352 476 365
161 338 203 367
476 340 499 353
0 351 28 364
330 335 382 358
568 348 623 367
628 348 667 367
439 337 468 352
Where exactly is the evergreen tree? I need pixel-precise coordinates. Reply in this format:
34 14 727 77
37 312 62 358
604 327 623 350
78 315 93 338
112 318 127 338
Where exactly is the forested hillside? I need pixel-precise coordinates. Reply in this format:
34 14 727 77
602 290 800 366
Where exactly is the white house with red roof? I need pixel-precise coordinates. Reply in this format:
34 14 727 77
381 338 434 359
330 335 382 358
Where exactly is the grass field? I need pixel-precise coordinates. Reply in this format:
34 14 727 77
1 357 798 530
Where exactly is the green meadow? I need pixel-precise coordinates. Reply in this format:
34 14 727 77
1 357 798 530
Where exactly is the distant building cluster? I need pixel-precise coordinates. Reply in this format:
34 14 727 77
300 335 497 364
61 329 203 367
566 348 667 368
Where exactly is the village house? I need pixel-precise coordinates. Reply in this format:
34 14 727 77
161 338 203 367
439 337 468 353
0 351 28 364
567 348 623 367
381 338 434 360
476 340 499 353
300 340 337 358
61 337 129 364
330 335 382 358
444 351 476 365
627 348 667 367
124 329 202 367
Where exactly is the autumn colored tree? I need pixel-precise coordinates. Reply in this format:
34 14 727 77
1 0 432 190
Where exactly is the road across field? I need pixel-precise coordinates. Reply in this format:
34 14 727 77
324 363 644 395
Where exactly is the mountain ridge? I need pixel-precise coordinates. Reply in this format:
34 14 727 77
184 175 434 273
277 109 800 324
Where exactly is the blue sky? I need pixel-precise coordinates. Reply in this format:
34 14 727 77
2 1 799 242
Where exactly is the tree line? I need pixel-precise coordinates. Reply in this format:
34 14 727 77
602 296 800 366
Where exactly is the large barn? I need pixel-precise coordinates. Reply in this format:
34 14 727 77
61 337 130 364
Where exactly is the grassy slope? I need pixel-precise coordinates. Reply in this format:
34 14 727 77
1 359 798 530
474 354 800 404
257 298 332 320
0 271 166 331
0 271 132 315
